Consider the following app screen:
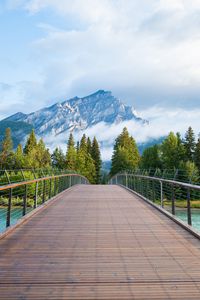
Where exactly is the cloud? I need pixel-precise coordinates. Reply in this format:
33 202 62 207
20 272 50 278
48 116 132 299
1 0 200 113
42 106 200 161
0 0 200 156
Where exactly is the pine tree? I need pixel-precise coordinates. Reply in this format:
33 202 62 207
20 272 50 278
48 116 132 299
140 145 162 169
36 139 52 168
87 137 92 155
194 135 200 172
184 126 196 161
176 132 186 163
0 128 14 169
24 129 37 154
76 141 80 152
80 134 87 153
110 127 140 176
67 133 75 148
161 132 182 169
91 137 102 183
14 144 24 169
66 133 77 170
75 134 97 183
52 147 66 169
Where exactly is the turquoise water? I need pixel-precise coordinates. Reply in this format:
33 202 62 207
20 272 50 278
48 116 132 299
0 207 32 233
176 209 200 231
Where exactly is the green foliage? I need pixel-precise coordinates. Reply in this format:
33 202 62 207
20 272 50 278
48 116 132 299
91 137 102 184
140 145 162 169
80 134 87 153
23 129 37 154
66 133 77 170
35 139 52 168
87 137 92 155
179 161 199 184
52 147 66 169
110 127 140 176
184 126 196 161
0 126 102 183
139 127 200 182
75 135 95 183
14 144 25 168
0 120 33 149
0 128 14 169
23 134 51 169
161 132 185 169
194 135 200 172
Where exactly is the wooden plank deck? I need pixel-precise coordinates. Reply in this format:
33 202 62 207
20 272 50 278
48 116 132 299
1 185 200 299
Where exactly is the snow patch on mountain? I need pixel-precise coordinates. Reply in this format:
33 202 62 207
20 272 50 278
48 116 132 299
5 90 147 137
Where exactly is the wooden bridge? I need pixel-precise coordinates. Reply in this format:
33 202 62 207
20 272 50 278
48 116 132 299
1 184 200 299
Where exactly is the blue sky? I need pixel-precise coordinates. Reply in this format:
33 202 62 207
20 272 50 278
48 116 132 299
0 0 200 127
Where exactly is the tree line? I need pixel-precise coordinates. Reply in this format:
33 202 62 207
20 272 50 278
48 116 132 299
1 125 199 183
110 126 200 181
0 128 101 184
140 127 200 180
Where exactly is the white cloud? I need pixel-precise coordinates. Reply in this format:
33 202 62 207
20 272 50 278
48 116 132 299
42 106 200 161
1 0 200 149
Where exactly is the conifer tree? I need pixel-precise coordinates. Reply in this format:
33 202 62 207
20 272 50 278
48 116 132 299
110 127 140 176
52 147 66 169
36 139 52 168
76 134 96 183
91 137 102 183
184 126 196 161
161 132 181 169
76 141 80 152
80 134 87 153
66 133 77 170
24 129 37 154
194 135 200 172
0 128 14 169
87 137 92 155
140 145 162 169
14 144 24 169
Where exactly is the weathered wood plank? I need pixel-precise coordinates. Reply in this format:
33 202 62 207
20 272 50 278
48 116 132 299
0 185 200 299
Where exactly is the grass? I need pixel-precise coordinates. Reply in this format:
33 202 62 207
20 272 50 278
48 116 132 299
0 197 43 208
154 199 200 209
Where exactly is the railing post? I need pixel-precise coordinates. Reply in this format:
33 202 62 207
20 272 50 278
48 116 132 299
23 184 27 216
126 173 128 188
160 181 164 208
187 188 192 226
116 175 118 185
34 181 38 209
49 179 52 199
42 180 46 203
6 188 12 227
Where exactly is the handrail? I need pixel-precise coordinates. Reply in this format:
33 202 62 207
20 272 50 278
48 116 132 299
0 173 89 233
109 173 200 191
109 173 200 229
0 174 88 191
0 169 79 186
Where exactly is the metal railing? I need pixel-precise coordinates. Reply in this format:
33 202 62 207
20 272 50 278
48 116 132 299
0 173 89 233
0 169 78 186
109 173 200 231
123 169 200 185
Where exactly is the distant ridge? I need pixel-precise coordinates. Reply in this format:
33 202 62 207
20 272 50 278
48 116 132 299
4 90 147 136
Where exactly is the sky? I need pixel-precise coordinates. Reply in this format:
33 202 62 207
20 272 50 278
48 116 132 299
0 0 200 159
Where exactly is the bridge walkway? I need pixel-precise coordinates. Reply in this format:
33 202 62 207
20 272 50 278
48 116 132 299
0 185 200 299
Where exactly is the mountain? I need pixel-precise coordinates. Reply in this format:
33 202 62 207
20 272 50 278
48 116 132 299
0 120 33 149
138 136 165 154
4 90 146 136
